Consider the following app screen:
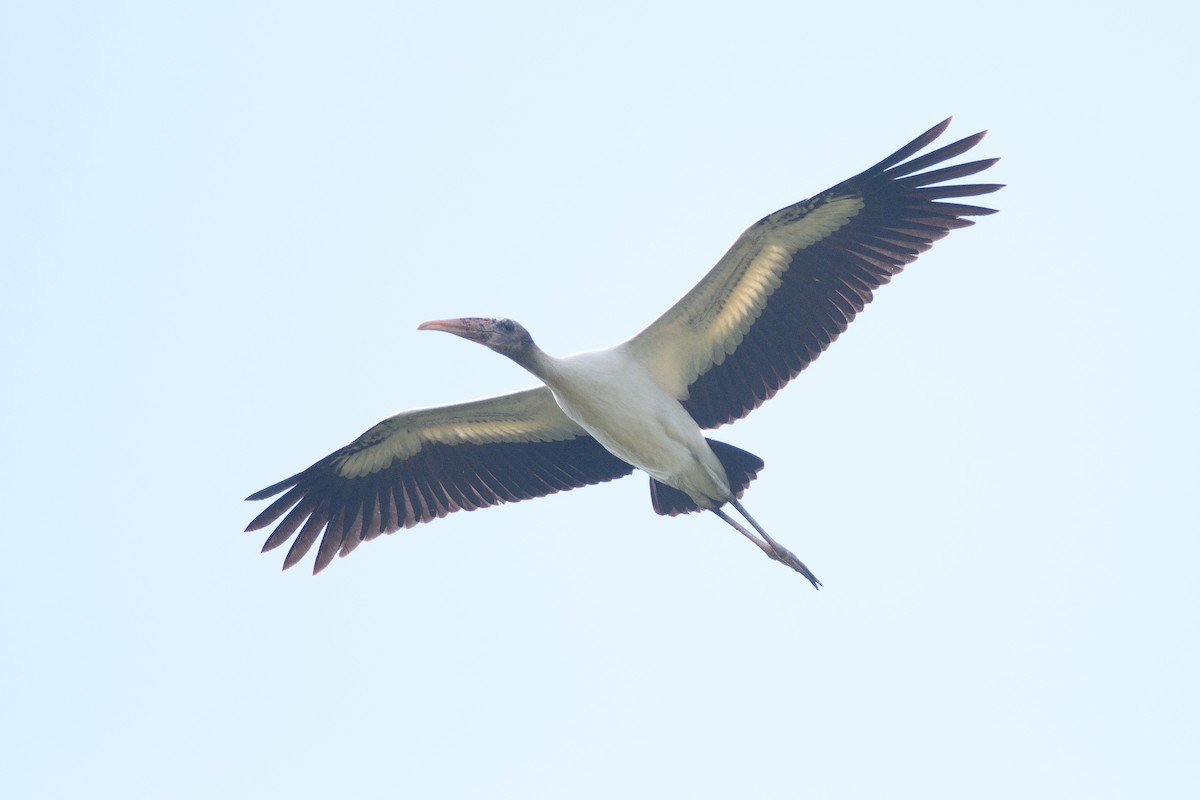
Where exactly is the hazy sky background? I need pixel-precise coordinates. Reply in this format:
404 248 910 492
3 2 1197 798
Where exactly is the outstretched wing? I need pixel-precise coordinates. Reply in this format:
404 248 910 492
245 387 634 573
625 118 1001 429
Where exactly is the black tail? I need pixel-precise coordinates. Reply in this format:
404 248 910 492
649 439 765 516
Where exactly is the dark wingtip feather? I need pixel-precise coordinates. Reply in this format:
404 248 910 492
281 512 327 570
911 183 1005 199
882 131 988 179
930 201 999 216
312 524 343 574
282 543 307 571
863 117 954 177
245 510 276 533
245 472 304 502
898 158 1000 187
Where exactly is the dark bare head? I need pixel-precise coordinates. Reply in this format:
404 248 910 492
417 317 538 366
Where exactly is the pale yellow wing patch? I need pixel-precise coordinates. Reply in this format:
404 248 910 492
333 386 584 478
627 192 864 397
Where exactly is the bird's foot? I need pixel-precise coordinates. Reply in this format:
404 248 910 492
767 542 822 589
713 501 823 589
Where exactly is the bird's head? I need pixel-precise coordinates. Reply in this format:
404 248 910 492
417 317 536 362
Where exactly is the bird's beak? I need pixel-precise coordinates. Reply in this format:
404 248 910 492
417 317 492 345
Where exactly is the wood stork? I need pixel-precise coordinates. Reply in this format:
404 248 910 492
245 118 1000 587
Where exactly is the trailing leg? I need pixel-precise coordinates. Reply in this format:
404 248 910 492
712 500 822 589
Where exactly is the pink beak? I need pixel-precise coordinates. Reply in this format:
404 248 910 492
417 317 492 344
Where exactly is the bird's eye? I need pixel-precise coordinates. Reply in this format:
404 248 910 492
499 319 515 334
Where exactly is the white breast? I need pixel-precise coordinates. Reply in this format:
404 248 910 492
539 346 731 503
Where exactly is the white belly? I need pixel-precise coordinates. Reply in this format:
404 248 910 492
541 347 731 504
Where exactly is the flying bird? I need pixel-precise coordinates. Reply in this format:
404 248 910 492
246 118 1001 587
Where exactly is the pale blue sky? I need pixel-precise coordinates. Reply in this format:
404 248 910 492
3 1 1197 798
